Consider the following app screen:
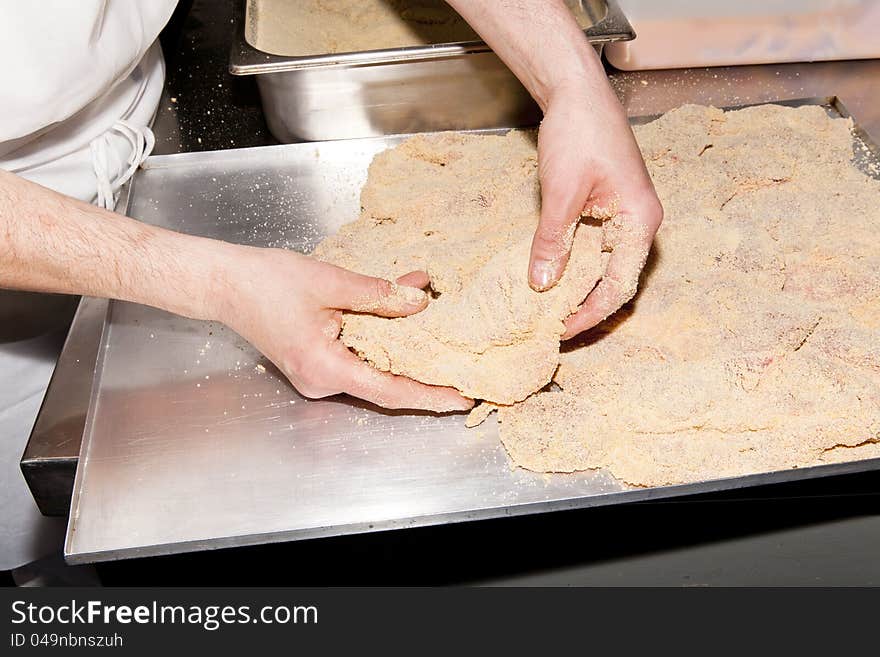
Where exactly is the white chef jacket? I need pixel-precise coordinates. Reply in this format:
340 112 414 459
0 0 177 571
0 0 176 206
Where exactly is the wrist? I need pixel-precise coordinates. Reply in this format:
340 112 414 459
144 231 250 325
196 239 252 325
536 44 605 112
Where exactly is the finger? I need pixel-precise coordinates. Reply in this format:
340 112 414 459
396 270 430 289
530 170 591 292
320 265 429 317
562 275 629 340
326 342 474 413
319 310 343 342
562 233 652 340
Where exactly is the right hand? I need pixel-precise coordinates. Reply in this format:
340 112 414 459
216 246 474 413
529 86 664 339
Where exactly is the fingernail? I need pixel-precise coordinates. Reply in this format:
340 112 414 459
530 260 557 291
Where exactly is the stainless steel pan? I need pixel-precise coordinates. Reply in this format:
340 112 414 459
229 0 635 141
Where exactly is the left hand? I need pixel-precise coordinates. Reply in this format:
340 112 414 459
216 247 474 413
529 86 664 339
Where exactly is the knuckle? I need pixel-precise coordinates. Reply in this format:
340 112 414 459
643 196 664 229
532 224 568 256
652 198 665 225
295 382 326 400
632 194 664 232
372 277 394 301
282 350 334 398
297 369 336 399
280 351 306 381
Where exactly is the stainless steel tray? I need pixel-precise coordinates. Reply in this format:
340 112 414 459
65 97 880 564
229 0 634 141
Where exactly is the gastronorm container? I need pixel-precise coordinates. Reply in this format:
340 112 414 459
229 0 634 142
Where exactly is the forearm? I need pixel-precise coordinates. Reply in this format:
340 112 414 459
0 170 231 321
446 0 612 110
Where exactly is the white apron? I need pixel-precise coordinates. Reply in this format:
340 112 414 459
0 0 177 571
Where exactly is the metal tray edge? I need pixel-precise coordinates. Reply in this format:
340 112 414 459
62 179 139 559
65 455 880 564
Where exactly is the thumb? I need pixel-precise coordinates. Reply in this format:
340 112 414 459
530 175 591 292
322 266 429 317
